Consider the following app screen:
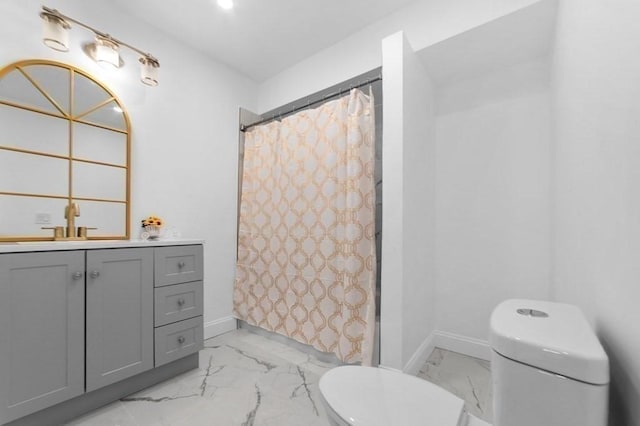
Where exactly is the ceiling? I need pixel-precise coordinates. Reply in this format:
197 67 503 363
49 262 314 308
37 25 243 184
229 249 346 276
111 0 418 82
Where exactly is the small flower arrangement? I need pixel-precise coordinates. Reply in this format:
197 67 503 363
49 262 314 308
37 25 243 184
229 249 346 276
141 215 163 240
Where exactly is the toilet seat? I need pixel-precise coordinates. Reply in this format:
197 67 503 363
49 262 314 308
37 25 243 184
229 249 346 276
319 366 466 426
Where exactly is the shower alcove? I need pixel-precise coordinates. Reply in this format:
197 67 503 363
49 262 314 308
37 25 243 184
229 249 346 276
233 0 556 372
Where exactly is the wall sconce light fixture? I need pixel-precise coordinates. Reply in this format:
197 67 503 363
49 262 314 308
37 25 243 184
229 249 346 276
139 56 160 86
93 36 121 69
39 6 160 86
41 11 71 52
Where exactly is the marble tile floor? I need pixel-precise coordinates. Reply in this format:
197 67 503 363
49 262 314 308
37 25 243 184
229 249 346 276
417 348 493 423
66 329 339 426
67 330 493 426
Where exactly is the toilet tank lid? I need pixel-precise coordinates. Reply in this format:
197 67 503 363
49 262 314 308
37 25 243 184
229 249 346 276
490 299 609 385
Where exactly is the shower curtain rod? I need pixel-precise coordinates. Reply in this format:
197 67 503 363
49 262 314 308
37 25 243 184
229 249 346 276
240 75 382 132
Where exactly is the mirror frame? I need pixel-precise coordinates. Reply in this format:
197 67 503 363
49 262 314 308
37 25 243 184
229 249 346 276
0 59 131 241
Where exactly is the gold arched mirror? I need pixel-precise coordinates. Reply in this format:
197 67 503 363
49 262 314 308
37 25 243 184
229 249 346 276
0 59 130 241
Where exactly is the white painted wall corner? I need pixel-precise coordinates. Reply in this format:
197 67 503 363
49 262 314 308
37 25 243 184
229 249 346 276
431 331 491 361
403 332 438 375
401 330 491 375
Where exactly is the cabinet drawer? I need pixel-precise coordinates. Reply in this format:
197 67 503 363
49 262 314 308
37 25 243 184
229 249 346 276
154 281 203 326
154 245 203 287
154 316 203 367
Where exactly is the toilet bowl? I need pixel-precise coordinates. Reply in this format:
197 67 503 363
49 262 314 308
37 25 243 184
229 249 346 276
319 299 609 426
318 365 488 426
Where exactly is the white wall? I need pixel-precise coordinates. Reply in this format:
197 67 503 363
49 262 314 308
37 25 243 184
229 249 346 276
257 0 542 113
380 32 436 371
400 36 437 372
0 0 259 338
435 60 553 342
552 0 640 424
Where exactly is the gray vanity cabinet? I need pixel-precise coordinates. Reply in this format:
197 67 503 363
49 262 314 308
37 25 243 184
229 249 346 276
85 248 154 392
0 243 203 425
0 251 85 425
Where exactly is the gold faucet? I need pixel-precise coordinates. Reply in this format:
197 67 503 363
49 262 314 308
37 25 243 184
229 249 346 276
41 202 97 240
64 202 80 239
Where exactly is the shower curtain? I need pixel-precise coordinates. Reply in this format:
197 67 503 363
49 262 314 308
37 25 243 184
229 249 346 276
234 88 376 364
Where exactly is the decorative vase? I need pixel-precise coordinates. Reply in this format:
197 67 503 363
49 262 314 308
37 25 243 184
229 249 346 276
141 225 161 240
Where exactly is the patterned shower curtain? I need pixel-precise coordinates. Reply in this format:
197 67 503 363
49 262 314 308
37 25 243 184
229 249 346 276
234 88 376 364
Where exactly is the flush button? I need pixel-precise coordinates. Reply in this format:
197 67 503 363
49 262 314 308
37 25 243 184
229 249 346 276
517 308 549 318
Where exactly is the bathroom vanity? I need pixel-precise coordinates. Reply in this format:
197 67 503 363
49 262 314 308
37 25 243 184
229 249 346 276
0 240 204 426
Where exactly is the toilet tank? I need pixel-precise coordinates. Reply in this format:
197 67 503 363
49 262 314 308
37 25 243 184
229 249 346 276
490 299 609 426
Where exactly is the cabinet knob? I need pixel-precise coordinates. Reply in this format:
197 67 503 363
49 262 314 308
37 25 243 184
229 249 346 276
89 270 100 279
177 298 186 307
178 261 186 269
72 271 83 280
177 335 185 344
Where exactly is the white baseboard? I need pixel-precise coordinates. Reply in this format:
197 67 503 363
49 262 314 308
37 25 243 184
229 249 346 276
204 316 237 340
432 331 491 361
378 364 402 373
398 330 491 374
403 333 438 374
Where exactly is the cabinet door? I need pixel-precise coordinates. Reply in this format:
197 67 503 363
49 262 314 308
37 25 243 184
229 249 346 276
0 251 85 424
85 248 154 392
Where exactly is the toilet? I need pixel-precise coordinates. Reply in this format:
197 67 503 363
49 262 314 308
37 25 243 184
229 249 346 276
490 299 609 426
319 299 609 425
319 365 489 425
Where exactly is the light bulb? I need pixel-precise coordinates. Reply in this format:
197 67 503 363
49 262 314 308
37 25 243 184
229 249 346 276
217 0 234 10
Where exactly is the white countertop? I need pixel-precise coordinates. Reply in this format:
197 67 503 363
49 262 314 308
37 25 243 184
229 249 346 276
0 239 204 253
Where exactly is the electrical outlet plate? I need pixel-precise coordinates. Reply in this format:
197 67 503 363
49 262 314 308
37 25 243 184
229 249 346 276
35 213 51 224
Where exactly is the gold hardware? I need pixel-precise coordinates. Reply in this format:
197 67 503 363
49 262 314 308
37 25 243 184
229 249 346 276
41 225 88 241
77 226 98 238
41 226 64 239
38 203 96 241
65 202 80 238
37 207 100 241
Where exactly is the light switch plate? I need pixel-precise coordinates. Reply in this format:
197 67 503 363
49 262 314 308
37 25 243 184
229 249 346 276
35 213 51 224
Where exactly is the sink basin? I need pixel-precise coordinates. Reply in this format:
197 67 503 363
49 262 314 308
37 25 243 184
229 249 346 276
0 241 126 253
14 240 126 247
17 241 86 244
0 239 199 254
16 241 54 244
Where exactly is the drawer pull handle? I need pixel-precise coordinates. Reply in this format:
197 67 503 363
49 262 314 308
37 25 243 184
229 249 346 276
89 270 100 279
72 271 83 280
177 298 186 307
178 261 186 269
177 335 185 344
